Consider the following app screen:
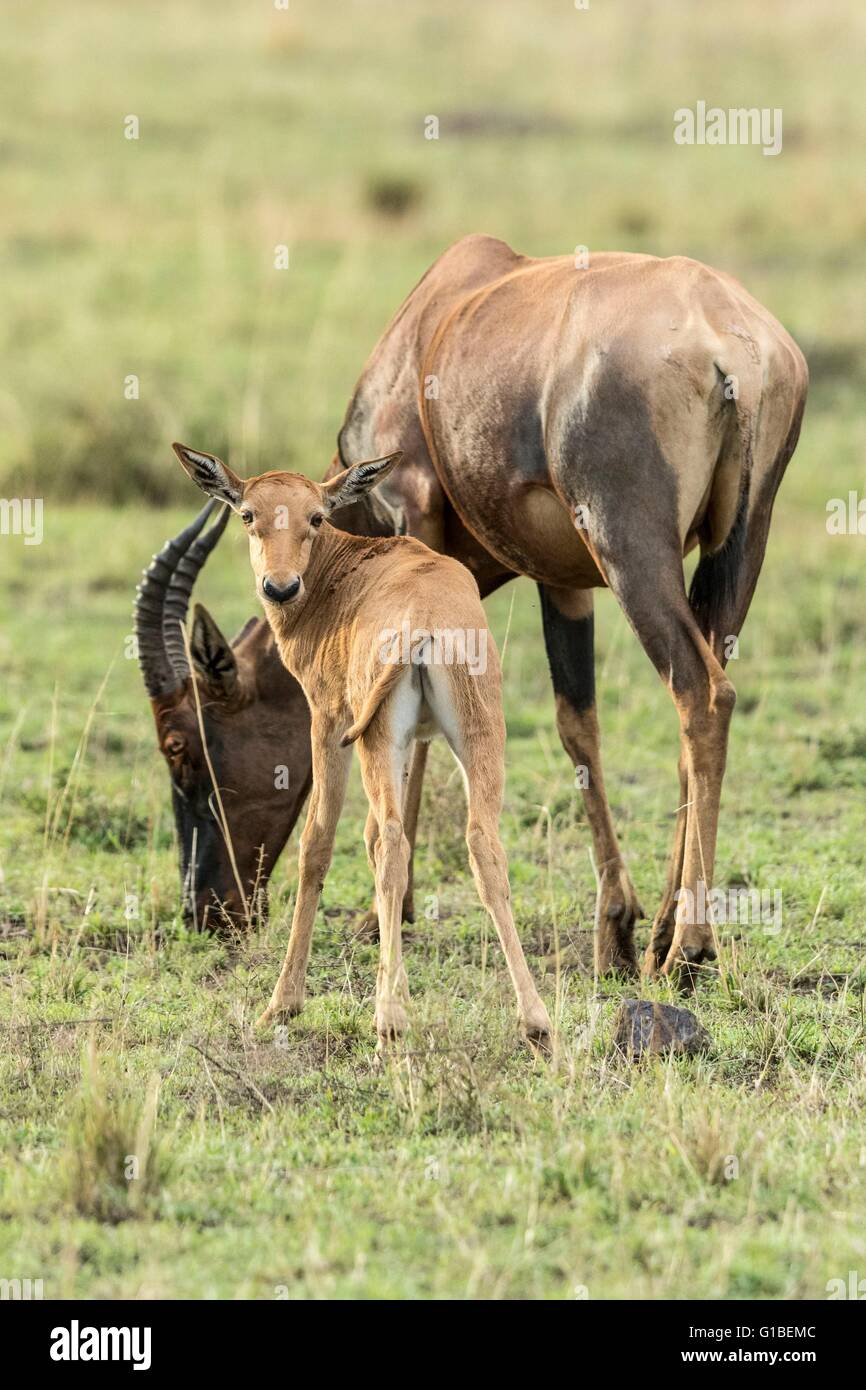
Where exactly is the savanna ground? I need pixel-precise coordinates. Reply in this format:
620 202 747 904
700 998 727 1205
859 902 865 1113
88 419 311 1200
1 0 865 1299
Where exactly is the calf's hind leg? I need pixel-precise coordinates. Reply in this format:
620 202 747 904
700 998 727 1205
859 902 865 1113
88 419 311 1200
437 685 551 1049
357 733 413 1046
464 759 552 1047
354 739 428 941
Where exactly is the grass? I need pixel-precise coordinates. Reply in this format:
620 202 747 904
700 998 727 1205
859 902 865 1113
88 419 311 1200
2 496 866 1298
1 0 866 1300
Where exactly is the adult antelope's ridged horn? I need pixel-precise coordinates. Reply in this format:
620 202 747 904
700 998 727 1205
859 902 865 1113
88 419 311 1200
134 500 230 697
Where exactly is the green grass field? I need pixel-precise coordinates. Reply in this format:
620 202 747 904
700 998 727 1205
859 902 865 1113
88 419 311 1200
1 0 865 1300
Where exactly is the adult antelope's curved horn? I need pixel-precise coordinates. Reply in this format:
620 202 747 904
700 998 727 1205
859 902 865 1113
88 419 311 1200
134 501 230 697
163 504 231 683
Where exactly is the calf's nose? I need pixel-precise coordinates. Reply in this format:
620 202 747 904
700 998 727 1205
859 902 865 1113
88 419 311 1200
262 574 301 604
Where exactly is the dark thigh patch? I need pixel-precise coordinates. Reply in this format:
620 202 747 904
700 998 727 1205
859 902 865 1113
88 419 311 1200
538 585 595 712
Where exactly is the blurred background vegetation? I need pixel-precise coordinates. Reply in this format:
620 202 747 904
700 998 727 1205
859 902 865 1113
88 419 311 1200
0 0 863 502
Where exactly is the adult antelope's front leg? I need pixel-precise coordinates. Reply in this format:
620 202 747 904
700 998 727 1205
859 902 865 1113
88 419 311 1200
256 723 351 1029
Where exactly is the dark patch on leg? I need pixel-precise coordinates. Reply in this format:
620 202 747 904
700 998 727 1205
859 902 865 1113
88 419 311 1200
538 585 595 713
549 365 681 615
688 485 749 640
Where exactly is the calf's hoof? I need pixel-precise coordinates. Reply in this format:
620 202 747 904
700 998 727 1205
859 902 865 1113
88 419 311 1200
520 1003 553 1058
254 994 304 1033
374 1001 409 1050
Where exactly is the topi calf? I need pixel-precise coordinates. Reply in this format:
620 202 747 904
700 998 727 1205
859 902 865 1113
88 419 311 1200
173 442 552 1052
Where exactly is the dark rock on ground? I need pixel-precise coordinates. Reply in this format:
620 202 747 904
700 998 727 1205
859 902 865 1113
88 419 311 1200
612 1000 711 1059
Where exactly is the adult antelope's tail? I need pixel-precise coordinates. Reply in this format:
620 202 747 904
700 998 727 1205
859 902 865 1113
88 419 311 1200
688 349 761 640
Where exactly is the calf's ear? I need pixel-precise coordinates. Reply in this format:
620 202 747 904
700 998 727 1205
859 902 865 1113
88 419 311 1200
322 451 404 512
172 443 244 508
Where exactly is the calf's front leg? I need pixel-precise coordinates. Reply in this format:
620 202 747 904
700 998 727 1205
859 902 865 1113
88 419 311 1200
256 725 351 1029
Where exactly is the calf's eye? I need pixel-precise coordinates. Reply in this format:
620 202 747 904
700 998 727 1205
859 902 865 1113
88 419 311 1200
311 514 324 528
241 510 253 525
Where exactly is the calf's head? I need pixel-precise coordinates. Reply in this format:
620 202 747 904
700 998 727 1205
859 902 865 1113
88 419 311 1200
171 443 403 609
135 501 312 931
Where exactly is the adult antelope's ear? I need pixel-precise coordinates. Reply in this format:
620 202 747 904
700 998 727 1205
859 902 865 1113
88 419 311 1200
189 603 239 696
172 443 244 508
322 451 404 513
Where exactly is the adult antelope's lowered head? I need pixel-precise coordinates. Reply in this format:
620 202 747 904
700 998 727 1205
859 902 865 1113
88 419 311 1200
134 498 312 931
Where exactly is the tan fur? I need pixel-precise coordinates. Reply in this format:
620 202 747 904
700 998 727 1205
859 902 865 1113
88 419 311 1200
173 444 551 1052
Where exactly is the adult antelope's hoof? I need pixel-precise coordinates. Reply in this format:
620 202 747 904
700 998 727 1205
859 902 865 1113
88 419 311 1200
595 885 644 978
597 942 639 978
353 899 415 943
659 942 717 990
352 909 380 943
642 907 679 978
642 939 670 978
522 1024 553 1059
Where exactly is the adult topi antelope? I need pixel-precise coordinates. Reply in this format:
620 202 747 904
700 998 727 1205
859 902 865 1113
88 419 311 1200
334 235 808 983
172 442 552 1052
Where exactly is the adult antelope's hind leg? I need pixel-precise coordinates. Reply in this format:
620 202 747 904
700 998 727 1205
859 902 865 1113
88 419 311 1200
256 723 351 1028
644 472 785 978
643 743 689 975
588 540 733 984
538 585 644 975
